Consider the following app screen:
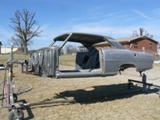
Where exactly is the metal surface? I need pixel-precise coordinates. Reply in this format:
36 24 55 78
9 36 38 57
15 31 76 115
28 32 154 78
12 99 76 109
0 45 32 120
128 73 160 96
1 46 30 104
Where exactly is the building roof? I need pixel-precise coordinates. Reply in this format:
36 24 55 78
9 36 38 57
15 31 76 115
116 36 158 44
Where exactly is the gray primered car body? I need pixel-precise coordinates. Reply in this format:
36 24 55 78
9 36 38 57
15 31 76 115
28 32 154 78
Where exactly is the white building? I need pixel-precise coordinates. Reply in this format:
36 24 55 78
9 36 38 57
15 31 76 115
1 47 18 54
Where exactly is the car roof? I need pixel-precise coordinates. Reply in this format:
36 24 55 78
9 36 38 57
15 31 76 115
53 32 115 45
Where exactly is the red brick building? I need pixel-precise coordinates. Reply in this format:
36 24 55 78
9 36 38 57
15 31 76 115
117 36 158 54
95 36 158 54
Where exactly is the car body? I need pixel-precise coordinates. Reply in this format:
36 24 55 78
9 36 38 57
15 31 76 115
28 32 154 78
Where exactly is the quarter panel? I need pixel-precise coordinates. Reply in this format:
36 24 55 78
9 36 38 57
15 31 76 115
43 48 57 77
101 49 154 75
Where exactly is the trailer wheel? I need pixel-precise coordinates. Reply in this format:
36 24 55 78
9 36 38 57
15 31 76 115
13 93 17 103
8 109 24 120
128 82 134 89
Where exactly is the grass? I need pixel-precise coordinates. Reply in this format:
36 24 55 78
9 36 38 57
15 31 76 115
59 54 76 66
0 53 30 65
0 53 75 66
0 65 160 120
0 53 160 120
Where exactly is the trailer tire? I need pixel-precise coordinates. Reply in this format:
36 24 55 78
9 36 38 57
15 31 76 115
8 109 24 120
128 82 134 89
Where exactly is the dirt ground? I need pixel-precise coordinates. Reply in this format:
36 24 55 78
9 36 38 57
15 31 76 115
0 64 160 120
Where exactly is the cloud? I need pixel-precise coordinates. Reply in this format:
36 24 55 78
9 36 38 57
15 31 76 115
0 27 12 37
0 27 14 46
36 9 160 43
1 8 160 50
59 21 139 39
152 8 160 15
132 9 151 19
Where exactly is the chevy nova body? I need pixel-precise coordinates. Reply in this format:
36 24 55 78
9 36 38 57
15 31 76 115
28 32 154 78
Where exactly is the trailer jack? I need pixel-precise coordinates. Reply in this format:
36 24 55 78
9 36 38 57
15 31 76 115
128 73 160 97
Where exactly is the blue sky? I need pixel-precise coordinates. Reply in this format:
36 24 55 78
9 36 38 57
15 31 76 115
0 0 160 49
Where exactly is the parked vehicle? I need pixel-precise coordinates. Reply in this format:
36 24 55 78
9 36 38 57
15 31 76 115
28 32 154 78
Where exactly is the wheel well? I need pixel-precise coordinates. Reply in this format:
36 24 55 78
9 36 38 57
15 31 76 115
119 64 135 71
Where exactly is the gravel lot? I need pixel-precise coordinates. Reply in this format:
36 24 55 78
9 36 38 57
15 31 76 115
0 64 160 120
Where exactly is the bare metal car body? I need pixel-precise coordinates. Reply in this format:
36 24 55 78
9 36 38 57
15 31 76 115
28 32 154 78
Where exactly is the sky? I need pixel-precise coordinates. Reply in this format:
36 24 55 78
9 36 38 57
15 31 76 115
0 0 160 49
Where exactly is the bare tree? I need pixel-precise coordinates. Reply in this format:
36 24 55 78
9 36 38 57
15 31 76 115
65 44 73 54
132 28 153 38
9 9 43 54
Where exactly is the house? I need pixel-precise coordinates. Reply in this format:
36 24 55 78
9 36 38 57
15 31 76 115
158 43 160 54
95 36 158 54
117 36 158 54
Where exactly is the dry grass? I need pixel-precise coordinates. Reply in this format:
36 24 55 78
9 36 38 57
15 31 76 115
0 53 30 65
59 54 76 67
0 54 160 120
0 53 75 66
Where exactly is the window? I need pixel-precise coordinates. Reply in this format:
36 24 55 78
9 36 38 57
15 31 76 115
134 43 138 48
149 43 152 49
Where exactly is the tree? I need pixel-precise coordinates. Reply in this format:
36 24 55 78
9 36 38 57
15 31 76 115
65 44 73 54
9 9 43 54
132 28 153 38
